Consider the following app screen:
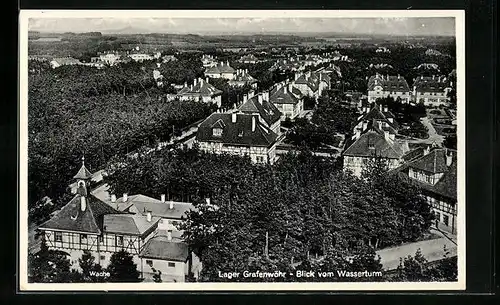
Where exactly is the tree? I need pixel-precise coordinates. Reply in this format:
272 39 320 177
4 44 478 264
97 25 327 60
28 238 76 283
395 248 429 282
107 250 141 282
78 250 106 282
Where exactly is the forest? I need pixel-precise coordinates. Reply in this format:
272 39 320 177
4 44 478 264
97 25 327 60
28 58 215 224
105 147 434 282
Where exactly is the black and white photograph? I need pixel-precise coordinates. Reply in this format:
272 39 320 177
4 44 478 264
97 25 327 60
19 10 465 290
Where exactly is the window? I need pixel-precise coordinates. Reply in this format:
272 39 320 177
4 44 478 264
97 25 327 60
100 255 106 260
55 232 62 242
116 235 124 247
168 262 176 268
98 236 103 243
80 234 87 244
146 259 153 266
212 128 223 137
443 214 450 226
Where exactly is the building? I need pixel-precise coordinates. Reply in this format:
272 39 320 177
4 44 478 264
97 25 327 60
412 75 452 107
343 123 410 177
201 54 217 68
162 55 178 63
176 77 223 107
367 74 411 103
392 147 457 234
238 92 282 135
228 69 258 88
354 103 399 136
269 83 304 120
97 52 122 66
50 57 82 69
375 46 391 53
37 159 201 282
414 63 440 71
239 54 260 64
204 61 236 80
293 71 331 98
129 53 153 62
196 112 279 164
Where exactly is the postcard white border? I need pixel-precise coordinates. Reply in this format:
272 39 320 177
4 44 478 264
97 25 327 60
19 9 466 291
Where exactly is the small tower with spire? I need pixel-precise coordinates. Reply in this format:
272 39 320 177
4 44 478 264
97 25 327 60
73 156 92 211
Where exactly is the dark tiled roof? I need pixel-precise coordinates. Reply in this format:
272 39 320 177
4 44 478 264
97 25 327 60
358 104 400 131
196 112 278 147
139 235 189 262
343 128 407 159
177 80 222 97
39 194 123 234
239 96 282 126
269 86 302 105
392 148 457 200
413 76 451 93
367 74 410 92
406 148 457 174
103 214 160 237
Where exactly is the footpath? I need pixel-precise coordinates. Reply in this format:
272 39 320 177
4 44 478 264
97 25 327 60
376 229 457 271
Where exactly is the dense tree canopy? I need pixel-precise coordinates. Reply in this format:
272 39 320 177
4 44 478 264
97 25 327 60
28 63 215 224
106 148 433 282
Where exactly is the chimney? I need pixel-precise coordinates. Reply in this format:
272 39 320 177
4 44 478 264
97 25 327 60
288 84 293 93
200 78 204 86
424 146 430 156
194 78 197 86
252 116 256 132
146 211 152 222
243 95 248 103
80 196 87 212
362 121 368 130
190 84 193 90
384 131 390 141
123 193 128 202
383 106 388 112
232 112 237 123
263 91 269 101
446 151 453 166
184 82 187 88
206 77 209 83
167 230 172 241
284 86 288 94
169 201 174 209
161 194 165 203
258 95 263 104
111 194 116 203
379 104 383 111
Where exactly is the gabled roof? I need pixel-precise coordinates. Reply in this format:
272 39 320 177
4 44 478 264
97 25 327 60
39 194 123 234
343 127 408 159
176 80 222 97
413 76 451 93
205 62 236 74
239 95 282 126
103 214 160 237
357 104 400 131
196 112 278 147
116 194 194 220
368 74 410 92
391 148 457 200
269 86 302 105
139 235 189 262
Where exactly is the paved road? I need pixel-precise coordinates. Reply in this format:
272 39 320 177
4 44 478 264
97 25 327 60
420 117 445 146
376 234 457 271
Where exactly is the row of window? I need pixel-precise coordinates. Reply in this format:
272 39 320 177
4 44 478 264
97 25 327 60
54 232 125 246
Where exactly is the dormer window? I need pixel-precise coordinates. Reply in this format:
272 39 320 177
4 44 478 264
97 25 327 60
213 128 223 137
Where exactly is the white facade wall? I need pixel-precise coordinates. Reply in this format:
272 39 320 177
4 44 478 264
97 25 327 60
368 89 411 104
198 141 276 164
343 156 401 177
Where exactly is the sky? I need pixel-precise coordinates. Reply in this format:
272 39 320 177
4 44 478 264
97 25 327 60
28 17 456 36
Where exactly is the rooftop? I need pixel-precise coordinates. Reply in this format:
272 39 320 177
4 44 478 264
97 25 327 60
139 235 189 262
